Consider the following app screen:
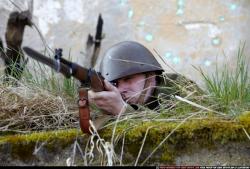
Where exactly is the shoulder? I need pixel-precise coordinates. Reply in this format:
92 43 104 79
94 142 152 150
154 72 204 97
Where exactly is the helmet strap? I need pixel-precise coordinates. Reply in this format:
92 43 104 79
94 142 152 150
137 73 152 104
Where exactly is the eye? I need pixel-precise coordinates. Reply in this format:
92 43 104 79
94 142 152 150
123 76 132 81
111 81 117 87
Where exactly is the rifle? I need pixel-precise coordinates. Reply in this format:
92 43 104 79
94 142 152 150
23 47 106 135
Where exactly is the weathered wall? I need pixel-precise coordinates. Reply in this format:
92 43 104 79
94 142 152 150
0 0 249 86
1 112 250 166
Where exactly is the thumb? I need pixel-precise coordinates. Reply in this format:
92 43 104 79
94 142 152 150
104 79 116 91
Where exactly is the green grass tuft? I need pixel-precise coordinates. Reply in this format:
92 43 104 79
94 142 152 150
195 44 250 115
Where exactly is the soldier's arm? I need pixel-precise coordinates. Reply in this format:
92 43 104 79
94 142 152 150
88 80 127 115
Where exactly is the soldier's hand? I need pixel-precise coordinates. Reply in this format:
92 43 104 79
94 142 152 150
88 80 127 116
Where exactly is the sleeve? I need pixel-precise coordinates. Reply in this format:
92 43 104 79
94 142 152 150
90 103 137 130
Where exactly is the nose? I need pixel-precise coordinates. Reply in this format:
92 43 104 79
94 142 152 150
117 80 129 93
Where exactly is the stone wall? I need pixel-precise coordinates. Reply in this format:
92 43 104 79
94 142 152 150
1 112 250 166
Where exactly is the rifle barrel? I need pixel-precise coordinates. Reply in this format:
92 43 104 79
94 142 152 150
23 47 103 85
23 47 72 78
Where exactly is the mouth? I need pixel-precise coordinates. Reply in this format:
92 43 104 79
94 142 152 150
122 96 129 102
121 92 138 104
121 94 130 103
123 97 135 104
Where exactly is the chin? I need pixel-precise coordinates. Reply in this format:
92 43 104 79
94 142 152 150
122 94 138 104
126 98 138 104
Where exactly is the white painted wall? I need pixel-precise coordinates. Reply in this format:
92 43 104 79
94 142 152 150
0 0 249 86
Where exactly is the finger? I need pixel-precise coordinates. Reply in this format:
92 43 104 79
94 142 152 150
104 79 116 91
89 90 110 100
94 99 105 107
88 91 105 106
88 90 100 99
88 90 95 101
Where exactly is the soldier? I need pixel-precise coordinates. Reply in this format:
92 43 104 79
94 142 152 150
88 41 202 130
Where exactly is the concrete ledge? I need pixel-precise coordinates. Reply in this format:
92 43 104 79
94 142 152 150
0 112 249 166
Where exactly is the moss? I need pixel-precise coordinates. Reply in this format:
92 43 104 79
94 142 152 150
10 142 36 162
0 129 82 144
1 113 250 164
238 111 250 128
100 114 250 163
0 129 85 161
160 148 175 163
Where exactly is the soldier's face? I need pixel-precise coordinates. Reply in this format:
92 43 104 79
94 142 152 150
116 73 147 104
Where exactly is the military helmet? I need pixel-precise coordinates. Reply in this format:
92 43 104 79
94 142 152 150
100 41 163 82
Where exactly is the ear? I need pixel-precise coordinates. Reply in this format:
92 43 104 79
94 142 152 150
145 72 157 86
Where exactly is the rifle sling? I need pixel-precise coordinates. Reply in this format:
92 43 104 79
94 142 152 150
78 87 91 135
137 74 151 104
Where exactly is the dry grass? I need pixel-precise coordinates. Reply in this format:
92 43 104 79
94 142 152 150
0 76 78 133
